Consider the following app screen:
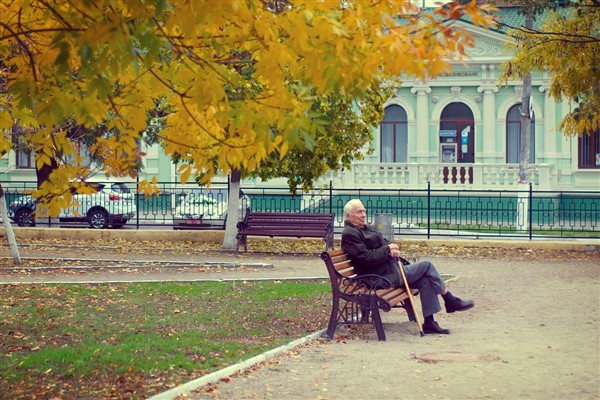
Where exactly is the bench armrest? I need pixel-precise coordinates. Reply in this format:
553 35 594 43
357 274 393 290
236 208 251 231
340 273 392 294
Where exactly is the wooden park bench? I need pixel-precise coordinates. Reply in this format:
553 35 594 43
236 211 335 252
320 249 420 341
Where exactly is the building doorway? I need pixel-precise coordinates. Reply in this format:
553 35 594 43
439 102 474 184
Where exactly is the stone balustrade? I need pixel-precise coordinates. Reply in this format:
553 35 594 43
323 163 554 190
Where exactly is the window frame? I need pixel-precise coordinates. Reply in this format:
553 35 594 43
506 104 535 164
12 130 35 169
578 129 600 169
380 105 408 163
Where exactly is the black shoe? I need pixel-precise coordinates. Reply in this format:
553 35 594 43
422 321 450 335
445 297 475 313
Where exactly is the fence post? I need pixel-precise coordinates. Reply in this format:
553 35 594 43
529 182 533 240
427 181 431 239
329 181 333 215
136 176 140 229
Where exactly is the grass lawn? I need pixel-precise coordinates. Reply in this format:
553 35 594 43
0 281 331 399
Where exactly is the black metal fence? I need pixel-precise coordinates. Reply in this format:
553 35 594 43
2 180 599 239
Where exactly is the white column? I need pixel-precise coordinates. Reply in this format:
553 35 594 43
477 84 498 161
539 84 556 156
411 84 431 162
561 100 575 173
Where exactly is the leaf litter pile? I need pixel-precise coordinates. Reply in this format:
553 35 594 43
2 237 598 269
1 237 598 399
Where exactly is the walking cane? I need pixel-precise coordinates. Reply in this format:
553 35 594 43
397 259 425 337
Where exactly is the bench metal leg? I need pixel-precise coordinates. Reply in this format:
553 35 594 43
326 300 340 340
235 235 248 252
324 232 334 250
372 308 386 341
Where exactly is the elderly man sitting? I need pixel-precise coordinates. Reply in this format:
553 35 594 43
341 199 474 334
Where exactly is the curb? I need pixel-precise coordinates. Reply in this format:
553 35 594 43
0 277 329 285
2 227 599 252
0 259 274 271
146 329 328 400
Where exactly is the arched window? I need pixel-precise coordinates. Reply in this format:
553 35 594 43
579 128 600 169
506 104 535 163
380 105 407 163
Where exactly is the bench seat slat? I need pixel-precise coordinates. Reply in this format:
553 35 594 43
242 228 329 235
377 288 410 306
251 216 332 219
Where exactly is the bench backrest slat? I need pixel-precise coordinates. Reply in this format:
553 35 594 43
329 250 355 277
247 215 333 221
334 261 354 277
239 212 334 233
245 213 333 222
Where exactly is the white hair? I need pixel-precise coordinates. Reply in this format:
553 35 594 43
344 199 364 219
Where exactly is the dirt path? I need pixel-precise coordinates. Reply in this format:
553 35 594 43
185 256 599 400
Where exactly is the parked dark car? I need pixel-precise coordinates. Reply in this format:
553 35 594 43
8 196 36 227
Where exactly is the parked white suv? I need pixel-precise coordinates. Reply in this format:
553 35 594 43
8 181 137 229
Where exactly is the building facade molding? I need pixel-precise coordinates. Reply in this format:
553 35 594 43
430 90 483 122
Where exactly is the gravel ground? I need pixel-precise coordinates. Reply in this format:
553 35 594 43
2 237 599 400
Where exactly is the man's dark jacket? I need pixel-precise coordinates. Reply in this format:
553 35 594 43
341 220 402 286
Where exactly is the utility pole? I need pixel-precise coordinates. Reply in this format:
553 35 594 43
517 10 534 233
519 13 533 184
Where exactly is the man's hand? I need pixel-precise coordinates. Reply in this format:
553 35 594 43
388 243 401 258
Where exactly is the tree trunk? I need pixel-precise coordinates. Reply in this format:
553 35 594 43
221 169 242 250
36 156 59 189
0 184 22 265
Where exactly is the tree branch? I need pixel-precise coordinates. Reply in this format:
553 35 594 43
500 20 600 44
